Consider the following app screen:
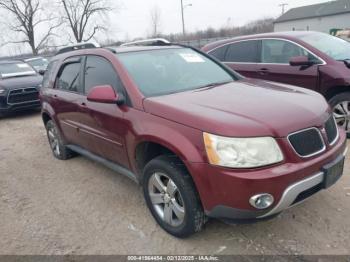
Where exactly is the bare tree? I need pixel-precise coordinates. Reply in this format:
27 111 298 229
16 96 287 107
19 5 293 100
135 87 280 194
0 0 59 55
60 0 111 43
150 5 161 37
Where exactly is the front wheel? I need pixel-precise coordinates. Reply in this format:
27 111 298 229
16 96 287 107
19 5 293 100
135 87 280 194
329 92 350 137
143 155 207 238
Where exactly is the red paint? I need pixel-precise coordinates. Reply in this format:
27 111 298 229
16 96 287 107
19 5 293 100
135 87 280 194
41 46 346 217
202 31 350 97
87 85 117 103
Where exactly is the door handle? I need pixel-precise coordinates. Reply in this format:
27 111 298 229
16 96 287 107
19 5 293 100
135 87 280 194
80 102 87 107
258 68 270 75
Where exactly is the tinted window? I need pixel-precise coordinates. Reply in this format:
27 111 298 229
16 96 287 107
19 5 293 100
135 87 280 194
84 56 122 94
42 60 58 88
117 48 235 97
225 41 259 63
57 62 82 93
209 45 228 61
261 39 310 64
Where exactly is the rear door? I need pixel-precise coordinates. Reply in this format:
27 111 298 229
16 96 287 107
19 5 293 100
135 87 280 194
77 55 130 168
52 56 86 146
257 39 319 90
210 40 261 78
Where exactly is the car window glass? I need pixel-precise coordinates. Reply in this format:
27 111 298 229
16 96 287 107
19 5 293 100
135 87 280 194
42 60 58 88
84 56 122 94
261 39 310 64
117 48 234 98
209 45 228 61
57 62 82 93
225 41 259 63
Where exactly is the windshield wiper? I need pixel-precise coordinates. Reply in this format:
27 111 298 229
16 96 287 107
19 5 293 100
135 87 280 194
194 81 233 91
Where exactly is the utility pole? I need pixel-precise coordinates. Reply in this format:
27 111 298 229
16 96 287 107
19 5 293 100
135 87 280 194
279 3 288 15
180 0 192 36
180 0 186 36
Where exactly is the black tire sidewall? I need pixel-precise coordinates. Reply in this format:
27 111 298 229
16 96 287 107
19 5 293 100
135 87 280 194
143 156 204 238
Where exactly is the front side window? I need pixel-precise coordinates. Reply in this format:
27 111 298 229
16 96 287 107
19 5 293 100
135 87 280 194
57 62 82 93
225 41 259 63
84 56 122 94
117 48 235 97
261 39 311 64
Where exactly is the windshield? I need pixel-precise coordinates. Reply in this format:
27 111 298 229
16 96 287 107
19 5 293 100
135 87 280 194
298 33 350 60
0 62 36 78
117 48 235 97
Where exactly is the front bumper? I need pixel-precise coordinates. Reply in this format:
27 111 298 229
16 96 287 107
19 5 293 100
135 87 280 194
187 130 347 220
0 95 41 114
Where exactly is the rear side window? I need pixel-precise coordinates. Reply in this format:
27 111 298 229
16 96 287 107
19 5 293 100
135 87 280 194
225 40 260 63
209 45 228 61
57 62 82 93
261 39 309 64
42 60 58 88
84 56 123 94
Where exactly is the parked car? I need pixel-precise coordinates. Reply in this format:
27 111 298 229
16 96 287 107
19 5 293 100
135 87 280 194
40 42 346 238
202 31 350 135
0 60 43 117
25 56 49 72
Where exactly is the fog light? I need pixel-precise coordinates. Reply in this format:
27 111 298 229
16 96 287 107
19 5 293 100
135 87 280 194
249 193 274 209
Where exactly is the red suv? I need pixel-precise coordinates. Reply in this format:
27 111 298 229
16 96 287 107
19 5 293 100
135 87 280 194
40 41 347 237
202 31 350 135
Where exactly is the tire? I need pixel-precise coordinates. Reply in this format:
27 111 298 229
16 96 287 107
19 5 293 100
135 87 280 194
328 92 350 137
45 120 75 160
143 155 207 238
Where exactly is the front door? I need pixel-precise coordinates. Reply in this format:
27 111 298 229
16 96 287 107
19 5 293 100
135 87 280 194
257 39 319 90
78 55 130 168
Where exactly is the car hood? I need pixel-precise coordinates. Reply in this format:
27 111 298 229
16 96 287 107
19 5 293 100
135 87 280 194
143 79 331 137
0 74 42 90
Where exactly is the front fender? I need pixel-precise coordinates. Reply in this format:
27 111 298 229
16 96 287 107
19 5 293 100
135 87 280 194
125 109 206 175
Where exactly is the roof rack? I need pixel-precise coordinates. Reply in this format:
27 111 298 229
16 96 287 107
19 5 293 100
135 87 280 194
121 38 171 47
56 42 99 55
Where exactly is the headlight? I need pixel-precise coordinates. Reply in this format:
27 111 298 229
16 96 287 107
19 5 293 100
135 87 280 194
203 133 283 168
0 88 6 94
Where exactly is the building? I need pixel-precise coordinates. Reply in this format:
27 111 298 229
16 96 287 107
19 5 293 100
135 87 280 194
274 0 350 34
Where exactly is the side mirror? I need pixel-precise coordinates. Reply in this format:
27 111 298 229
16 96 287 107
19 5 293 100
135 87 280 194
38 69 46 76
289 56 313 66
87 85 124 105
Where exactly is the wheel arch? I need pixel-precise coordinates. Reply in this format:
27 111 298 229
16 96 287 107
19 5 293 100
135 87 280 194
325 86 350 101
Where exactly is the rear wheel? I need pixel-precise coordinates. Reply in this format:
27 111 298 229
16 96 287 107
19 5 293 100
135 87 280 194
45 120 75 160
329 92 350 137
143 155 206 238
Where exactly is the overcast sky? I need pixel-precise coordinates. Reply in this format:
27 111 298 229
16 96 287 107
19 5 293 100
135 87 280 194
0 0 331 55
115 0 330 39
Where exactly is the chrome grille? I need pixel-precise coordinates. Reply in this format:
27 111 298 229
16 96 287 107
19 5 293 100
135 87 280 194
325 116 339 145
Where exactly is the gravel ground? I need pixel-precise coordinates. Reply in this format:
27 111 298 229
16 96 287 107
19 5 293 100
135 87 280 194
0 111 350 255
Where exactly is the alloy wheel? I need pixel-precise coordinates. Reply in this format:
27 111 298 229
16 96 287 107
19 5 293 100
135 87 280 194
47 126 61 157
333 101 350 133
148 172 185 227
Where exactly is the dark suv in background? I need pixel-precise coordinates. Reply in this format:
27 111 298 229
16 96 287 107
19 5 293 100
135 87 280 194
40 41 346 237
0 60 42 117
203 31 350 134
